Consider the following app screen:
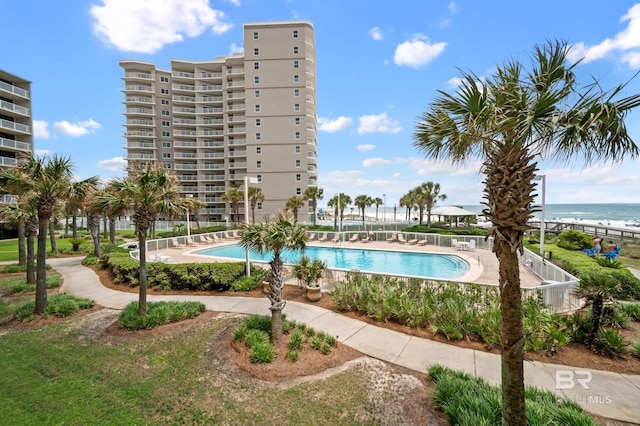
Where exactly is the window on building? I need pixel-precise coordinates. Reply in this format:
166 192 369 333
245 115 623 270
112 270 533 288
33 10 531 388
293 75 299 82
295 131 301 140
295 117 300 125
162 152 171 158
254 76 260 84
162 131 171 137
296 174 301 182
293 30 298 38
293 46 299 54
161 99 169 105
294 103 300 111
161 110 170 116
254 90 260 98
293 60 299 69
257 202 263 210
253 31 259 40
164 163 172 169
257 174 262 182
257 160 262 168
256 146 262 155
162 141 171 148
255 132 261 140
254 62 259 70
254 47 259 56
295 145 301 153
295 159 301 167
160 88 169 94
296 187 301 195
160 76 169 83
255 104 261 113
294 89 300 97
161 120 170 126
255 118 261 126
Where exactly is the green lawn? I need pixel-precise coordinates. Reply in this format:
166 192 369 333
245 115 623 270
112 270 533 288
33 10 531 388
0 316 402 425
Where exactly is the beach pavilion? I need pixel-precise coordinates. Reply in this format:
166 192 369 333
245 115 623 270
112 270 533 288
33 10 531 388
430 205 478 227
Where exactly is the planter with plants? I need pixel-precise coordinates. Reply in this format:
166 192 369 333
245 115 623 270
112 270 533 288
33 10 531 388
292 255 327 302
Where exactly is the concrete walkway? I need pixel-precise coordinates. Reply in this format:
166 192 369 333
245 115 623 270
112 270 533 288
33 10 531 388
52 257 640 423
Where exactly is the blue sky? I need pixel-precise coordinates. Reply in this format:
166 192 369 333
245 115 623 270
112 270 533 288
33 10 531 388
3 0 640 209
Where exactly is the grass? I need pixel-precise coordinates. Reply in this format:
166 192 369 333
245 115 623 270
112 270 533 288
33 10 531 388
0 235 128 262
0 273 61 294
0 316 388 425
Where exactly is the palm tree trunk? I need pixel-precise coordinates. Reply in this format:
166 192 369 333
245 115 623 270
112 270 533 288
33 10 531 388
35 216 49 315
17 220 26 265
49 221 58 254
64 214 69 237
103 214 108 239
498 246 525 424
72 213 78 239
588 296 604 346
89 213 100 257
268 256 285 345
137 230 148 316
26 233 35 285
109 217 116 244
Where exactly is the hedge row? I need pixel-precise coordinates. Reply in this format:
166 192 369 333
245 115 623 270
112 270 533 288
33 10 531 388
101 252 247 292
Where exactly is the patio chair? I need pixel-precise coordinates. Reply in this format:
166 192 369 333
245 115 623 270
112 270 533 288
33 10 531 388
186 237 194 246
362 232 373 243
468 240 476 251
349 233 359 243
331 234 341 244
397 234 407 244
417 239 428 246
451 239 460 250
318 233 328 242
171 238 185 248
307 233 316 242
386 233 398 243
407 237 418 245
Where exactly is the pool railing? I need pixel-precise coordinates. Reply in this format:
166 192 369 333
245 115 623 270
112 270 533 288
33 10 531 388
128 230 583 314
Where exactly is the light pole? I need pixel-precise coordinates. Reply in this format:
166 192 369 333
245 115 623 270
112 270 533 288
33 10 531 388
534 175 546 258
185 194 193 238
244 176 259 276
383 193 386 224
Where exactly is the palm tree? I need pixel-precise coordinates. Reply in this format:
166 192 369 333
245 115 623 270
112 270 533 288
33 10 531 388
574 273 621 347
285 195 305 223
95 164 187 316
372 197 383 220
248 186 265 223
303 186 324 226
222 186 243 225
354 194 372 225
327 195 339 229
399 191 416 221
65 178 97 239
239 212 307 345
413 182 447 227
413 40 640 424
0 200 37 283
0 155 75 315
337 193 351 230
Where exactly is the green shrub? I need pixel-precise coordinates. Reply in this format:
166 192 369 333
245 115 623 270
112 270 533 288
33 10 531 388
4 263 51 273
619 302 640 321
82 254 99 266
13 294 94 320
285 350 299 362
311 334 323 350
244 329 269 349
118 301 205 330
14 301 36 320
250 342 275 363
556 230 592 250
233 325 247 342
325 335 337 347
320 341 332 355
288 329 305 351
244 315 272 334
633 338 640 358
595 257 623 269
591 328 627 358
282 319 296 334
230 275 262 292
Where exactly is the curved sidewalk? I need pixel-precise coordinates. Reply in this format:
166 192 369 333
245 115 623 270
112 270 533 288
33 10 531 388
52 257 640 423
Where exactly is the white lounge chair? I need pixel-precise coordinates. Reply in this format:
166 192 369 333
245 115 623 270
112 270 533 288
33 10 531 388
349 234 359 243
318 233 328 242
307 233 316 242
386 233 398 243
417 239 428 246
331 234 340 244
397 234 407 244
171 238 185 248
468 240 476 251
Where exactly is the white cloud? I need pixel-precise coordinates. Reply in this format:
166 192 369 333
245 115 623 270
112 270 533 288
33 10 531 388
53 119 101 137
567 4 640 67
363 158 392 167
97 156 127 171
449 2 458 14
33 120 50 140
357 113 402 135
34 149 51 157
392 172 401 178
318 116 353 133
369 27 383 41
229 43 244 54
223 0 241 5
357 144 375 152
409 157 482 176
394 34 446 68
446 77 463 88
90 0 232 54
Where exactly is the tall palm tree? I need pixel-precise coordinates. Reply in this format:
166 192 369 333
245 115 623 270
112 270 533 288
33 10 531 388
95 164 187 316
337 193 351 230
399 191 416 221
285 195 305 223
65 178 97 239
372 197 383 220
327 195 339 230
0 200 37 282
354 194 372 225
413 40 640 424
248 186 265 223
239 212 307 345
413 182 447 227
222 186 243 225
303 186 324 226
0 155 75 315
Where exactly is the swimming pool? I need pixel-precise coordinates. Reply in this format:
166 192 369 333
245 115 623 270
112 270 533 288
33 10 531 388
193 244 470 279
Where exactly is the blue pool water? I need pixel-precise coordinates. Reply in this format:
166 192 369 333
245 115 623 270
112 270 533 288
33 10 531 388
194 244 470 279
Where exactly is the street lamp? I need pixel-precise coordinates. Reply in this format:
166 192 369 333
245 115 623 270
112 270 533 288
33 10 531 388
383 193 386 224
533 175 546 258
244 175 259 276
185 194 193 238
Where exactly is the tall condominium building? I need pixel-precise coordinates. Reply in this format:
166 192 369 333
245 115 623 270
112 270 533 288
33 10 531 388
121 20 318 223
0 70 34 201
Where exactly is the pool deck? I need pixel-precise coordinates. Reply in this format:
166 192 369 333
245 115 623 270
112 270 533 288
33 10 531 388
155 238 543 289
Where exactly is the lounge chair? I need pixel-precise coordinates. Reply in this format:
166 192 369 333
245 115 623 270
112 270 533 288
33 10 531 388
362 233 372 243
386 233 398 243
331 234 341 244
307 233 316 242
318 233 328 242
407 237 418 245
397 234 406 244
417 239 428 246
186 237 194 246
349 234 359 243
171 238 185 248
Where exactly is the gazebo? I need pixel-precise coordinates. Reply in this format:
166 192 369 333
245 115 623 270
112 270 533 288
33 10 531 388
430 206 478 227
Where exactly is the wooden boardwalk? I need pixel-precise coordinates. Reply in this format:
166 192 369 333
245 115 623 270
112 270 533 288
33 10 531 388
529 220 640 240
